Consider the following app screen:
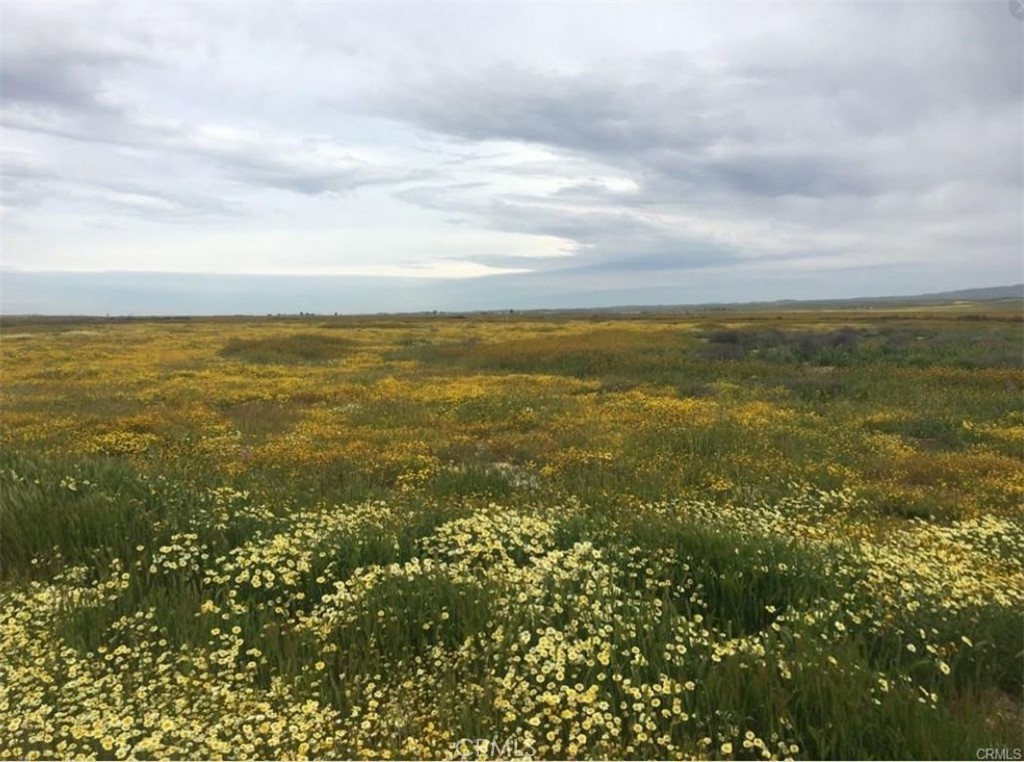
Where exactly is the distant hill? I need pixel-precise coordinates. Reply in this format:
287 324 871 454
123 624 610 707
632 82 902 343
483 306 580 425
775 284 1023 306
898 284 1022 302
569 284 1024 315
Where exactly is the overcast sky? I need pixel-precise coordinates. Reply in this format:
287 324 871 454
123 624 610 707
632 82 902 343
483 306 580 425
1 1 1021 313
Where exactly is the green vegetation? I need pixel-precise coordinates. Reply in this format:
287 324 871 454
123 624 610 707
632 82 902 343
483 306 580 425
1 305 1021 759
220 333 354 364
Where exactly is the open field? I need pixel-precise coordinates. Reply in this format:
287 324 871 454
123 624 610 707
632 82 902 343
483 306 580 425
1 306 1022 760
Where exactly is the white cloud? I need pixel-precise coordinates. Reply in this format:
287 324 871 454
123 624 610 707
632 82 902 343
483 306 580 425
1 0 1020 312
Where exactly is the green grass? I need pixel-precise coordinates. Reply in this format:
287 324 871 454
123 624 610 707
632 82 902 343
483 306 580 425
1 308 1021 759
219 333 354 364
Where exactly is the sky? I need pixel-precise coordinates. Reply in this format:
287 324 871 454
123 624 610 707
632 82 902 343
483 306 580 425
1 1 1021 314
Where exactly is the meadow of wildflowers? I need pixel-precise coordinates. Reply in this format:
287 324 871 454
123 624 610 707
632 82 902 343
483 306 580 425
1 308 1021 759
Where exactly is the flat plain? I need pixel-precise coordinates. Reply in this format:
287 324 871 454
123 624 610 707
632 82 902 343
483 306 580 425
1 304 1022 760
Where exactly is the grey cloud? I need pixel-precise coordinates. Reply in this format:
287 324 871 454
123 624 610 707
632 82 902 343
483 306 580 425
1 153 239 220
647 151 878 200
380 56 1016 202
2 52 105 112
377 2 1021 205
381 4 1020 285
1 45 148 114
550 181 641 203
1 0 1019 302
1 32 419 204
399 183 747 274
3 108 420 202
378 64 722 157
492 215 744 274
172 131 423 196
